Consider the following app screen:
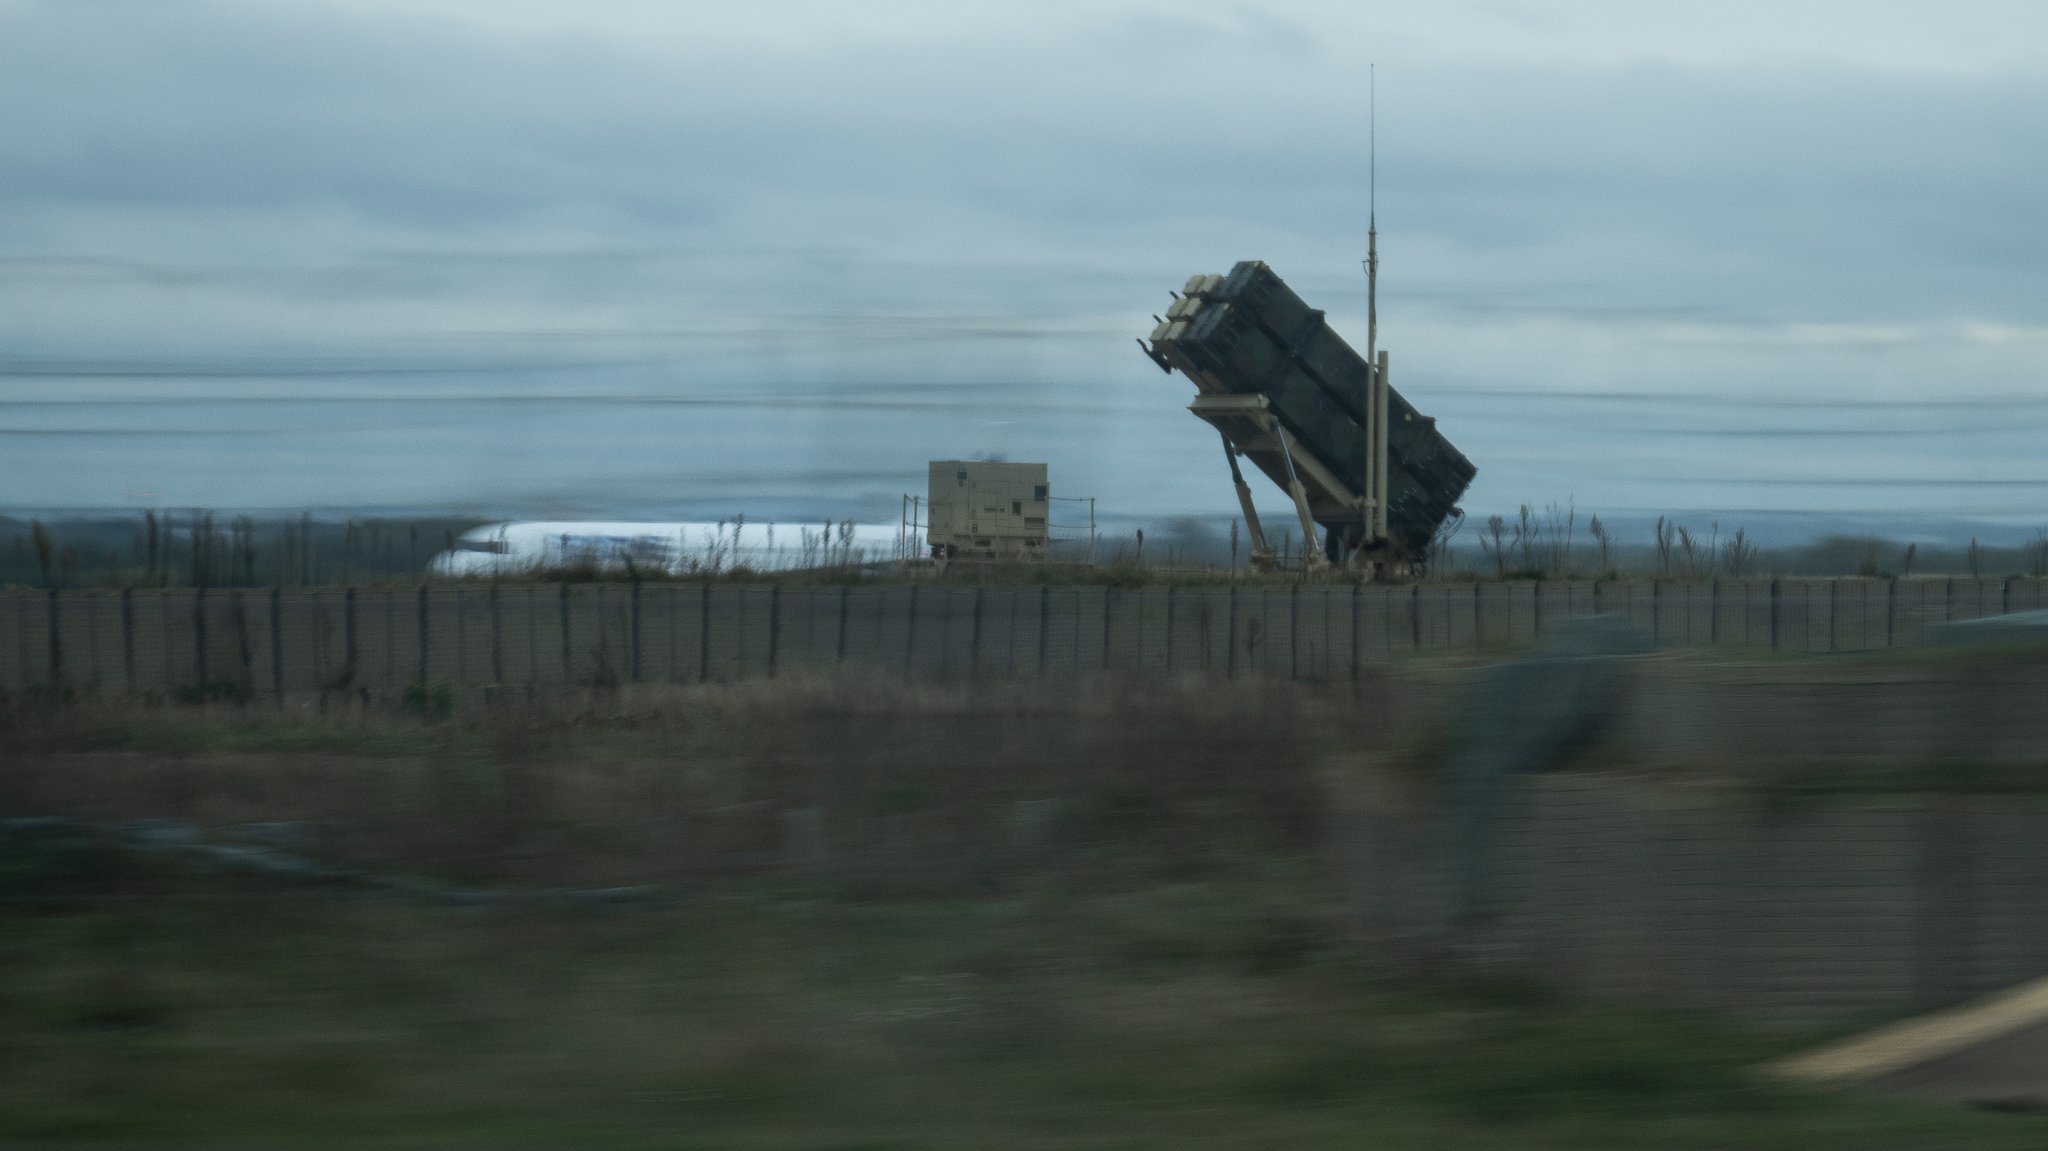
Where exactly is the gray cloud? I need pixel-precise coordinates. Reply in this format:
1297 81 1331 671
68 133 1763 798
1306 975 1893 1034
2 1 2046 531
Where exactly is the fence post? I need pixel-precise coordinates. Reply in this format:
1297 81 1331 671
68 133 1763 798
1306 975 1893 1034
836 585 851 665
1072 588 1084 666
1709 579 1719 645
489 584 504 684
1006 588 1020 674
904 585 919 673
121 587 136 696
1289 582 1301 679
270 587 284 703
526 585 539 687
451 590 463 688
1349 582 1361 680
1165 585 1177 675
631 579 644 683
1769 579 1780 650
553 582 572 682
1226 584 1240 679
232 591 253 695
46 587 61 684
1409 584 1421 649
193 587 209 686
1828 580 1838 652
1886 579 1897 647
1037 584 1050 675
343 586 357 676
699 582 713 683
766 584 781 679
13 594 25 686
416 584 430 684
1471 582 1483 650
2002 577 2012 617
1102 586 1115 671
969 585 984 674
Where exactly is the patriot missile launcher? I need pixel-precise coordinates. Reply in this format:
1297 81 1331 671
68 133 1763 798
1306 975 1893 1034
1140 260 1474 571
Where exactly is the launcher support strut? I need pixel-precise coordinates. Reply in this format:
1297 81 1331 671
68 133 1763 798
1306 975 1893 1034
1273 425 1331 573
1221 432 1274 567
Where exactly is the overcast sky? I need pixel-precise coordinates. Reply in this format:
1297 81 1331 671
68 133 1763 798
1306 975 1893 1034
3 0 2046 538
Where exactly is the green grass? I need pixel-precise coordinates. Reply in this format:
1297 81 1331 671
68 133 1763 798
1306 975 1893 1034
1 877 2045 1150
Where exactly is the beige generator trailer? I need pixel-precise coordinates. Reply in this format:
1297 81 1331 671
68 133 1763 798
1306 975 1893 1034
926 460 1049 560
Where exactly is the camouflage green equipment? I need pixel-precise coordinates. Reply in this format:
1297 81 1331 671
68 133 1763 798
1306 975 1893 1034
1141 260 1475 569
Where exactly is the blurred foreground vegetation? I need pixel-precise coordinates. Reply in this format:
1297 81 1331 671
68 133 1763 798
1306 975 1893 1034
2 680 2044 1149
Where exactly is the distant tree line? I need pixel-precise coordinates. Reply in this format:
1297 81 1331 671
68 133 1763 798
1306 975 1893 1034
2 512 478 589
5 509 2048 589
1445 503 2048 582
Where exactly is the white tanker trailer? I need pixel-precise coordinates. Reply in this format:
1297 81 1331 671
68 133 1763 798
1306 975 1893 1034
428 520 911 578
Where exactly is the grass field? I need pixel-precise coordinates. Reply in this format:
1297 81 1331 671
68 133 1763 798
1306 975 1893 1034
3 679 2045 1149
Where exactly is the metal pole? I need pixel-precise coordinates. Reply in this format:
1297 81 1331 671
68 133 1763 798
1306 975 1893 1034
1374 351 1391 542
766 584 781 679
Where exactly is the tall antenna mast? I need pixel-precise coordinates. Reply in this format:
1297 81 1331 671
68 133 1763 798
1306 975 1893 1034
1365 62 1378 364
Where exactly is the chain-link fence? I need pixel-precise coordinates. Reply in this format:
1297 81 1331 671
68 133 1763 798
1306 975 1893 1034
3 577 2043 699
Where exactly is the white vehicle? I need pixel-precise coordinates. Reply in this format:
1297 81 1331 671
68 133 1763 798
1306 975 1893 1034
428 520 911 578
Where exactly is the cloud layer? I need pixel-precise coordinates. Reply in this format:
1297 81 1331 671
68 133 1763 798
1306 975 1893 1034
2 0 2045 531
